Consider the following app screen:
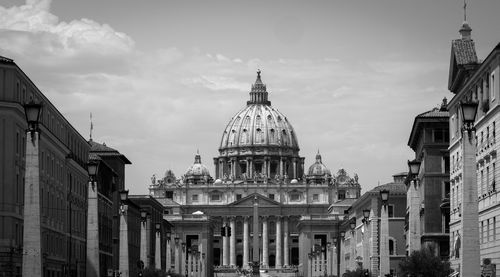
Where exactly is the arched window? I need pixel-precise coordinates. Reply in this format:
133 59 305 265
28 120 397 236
229 130 236 146
256 128 264 144
282 130 289 146
240 129 249 144
389 238 395 255
269 129 276 144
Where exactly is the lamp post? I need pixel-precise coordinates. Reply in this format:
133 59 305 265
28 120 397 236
407 159 422 253
459 101 480 277
361 209 370 272
155 223 162 270
139 210 149 269
332 238 338 277
174 236 180 273
119 190 130 277
349 219 356 270
379 189 390 277
86 160 100 277
21 100 43 277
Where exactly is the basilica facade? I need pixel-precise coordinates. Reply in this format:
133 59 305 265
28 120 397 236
149 72 361 276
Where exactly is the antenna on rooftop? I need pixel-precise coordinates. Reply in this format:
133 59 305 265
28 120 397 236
90 112 93 141
463 0 467 22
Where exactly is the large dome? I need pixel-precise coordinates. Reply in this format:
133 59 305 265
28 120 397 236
219 71 299 152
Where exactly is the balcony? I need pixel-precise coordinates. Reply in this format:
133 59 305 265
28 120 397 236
440 193 450 210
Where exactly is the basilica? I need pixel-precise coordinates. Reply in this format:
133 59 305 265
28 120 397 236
148 71 361 276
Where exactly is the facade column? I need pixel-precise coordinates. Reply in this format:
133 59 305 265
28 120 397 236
362 216 371 271
155 227 161 269
262 216 269 268
139 215 148 268
219 159 224 179
332 244 337 277
248 158 253 178
243 217 249 269
308 254 313 277
293 159 297 179
166 239 171 271
230 217 236 266
279 158 284 176
326 246 330 277
181 242 186 276
174 239 180 273
22 131 42 277
275 216 282 268
86 180 100 277
379 205 389 276
283 216 289 267
119 205 130 277
222 218 229 265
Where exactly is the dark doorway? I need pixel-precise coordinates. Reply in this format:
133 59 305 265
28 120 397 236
213 248 221 265
291 247 299 265
237 255 243 267
269 254 276 267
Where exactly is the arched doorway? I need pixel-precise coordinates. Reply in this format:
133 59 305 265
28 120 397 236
269 254 276 267
237 255 243 267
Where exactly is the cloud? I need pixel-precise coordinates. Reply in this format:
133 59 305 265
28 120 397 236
0 0 452 194
0 0 134 74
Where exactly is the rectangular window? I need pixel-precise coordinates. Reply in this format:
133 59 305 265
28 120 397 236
487 219 491 242
388 205 394 218
268 194 274 200
487 166 490 193
338 190 346 200
290 193 300 201
211 193 221 201
443 156 450 173
312 194 319 202
481 221 484 243
191 194 199 202
165 191 173 199
494 217 497 241
493 121 496 143
236 194 242 200
491 72 496 100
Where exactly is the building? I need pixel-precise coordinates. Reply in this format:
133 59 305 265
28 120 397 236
342 173 407 277
406 99 450 258
447 20 500 275
148 71 362 277
0 55 89 276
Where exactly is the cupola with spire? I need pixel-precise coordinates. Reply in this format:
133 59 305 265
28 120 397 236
247 70 271 105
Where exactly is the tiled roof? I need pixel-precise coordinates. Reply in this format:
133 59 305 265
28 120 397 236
89 140 119 152
88 152 102 160
417 107 449 118
368 182 406 194
452 39 478 65
0 55 13 63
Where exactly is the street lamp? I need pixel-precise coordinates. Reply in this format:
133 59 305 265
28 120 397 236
86 160 100 277
155 223 161 231
362 209 370 224
457 100 480 276
119 189 130 277
21 99 43 277
379 189 390 276
350 219 356 232
408 159 421 178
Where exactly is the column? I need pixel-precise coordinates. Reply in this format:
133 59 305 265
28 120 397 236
283 217 289 267
166 239 171 271
262 217 269 267
461 126 480 276
174 239 180 273
22 132 42 277
222 218 229 265
362 218 370 271
267 158 271 177
408 180 421 253
219 159 224 179
252 197 260 270
307 253 313 277
188 250 192 276
86 180 100 277
293 159 297 179
155 228 161 269
332 244 337 277
230 217 236 266
275 216 282 268
243 217 249 269
119 206 129 277
351 230 356 271
326 246 330 276
248 159 253 178
140 216 148 268
181 243 186 276
279 158 284 176
379 204 389 276
214 158 218 179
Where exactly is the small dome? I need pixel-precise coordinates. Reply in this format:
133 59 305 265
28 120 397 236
307 151 331 176
214 179 222 184
291 179 298 184
185 152 210 177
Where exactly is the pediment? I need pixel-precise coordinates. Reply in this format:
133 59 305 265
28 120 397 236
229 193 281 207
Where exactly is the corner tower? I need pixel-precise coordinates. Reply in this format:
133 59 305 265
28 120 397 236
214 71 305 181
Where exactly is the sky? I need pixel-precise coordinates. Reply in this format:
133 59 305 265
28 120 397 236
1 0 500 195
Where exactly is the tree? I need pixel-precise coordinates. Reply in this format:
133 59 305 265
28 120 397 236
342 268 367 277
398 247 451 277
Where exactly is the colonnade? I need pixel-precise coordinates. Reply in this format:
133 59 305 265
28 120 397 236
215 157 304 180
220 216 291 269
